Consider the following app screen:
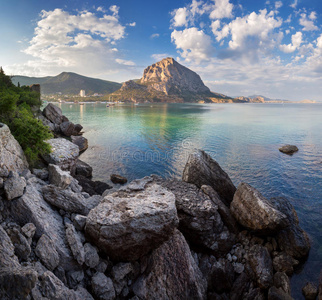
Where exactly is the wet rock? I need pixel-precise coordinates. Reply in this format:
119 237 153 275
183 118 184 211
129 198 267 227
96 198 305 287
73 214 87 231
7 227 31 261
32 168 49 180
91 272 116 300
35 234 60 271
42 185 90 215
71 136 88 152
110 174 128 184
268 286 293 300
273 272 291 295
43 103 64 125
74 175 112 196
4 171 26 200
75 159 92 178
66 224 85 265
248 244 273 289
182 150 236 205
84 243 100 268
48 164 73 188
73 124 83 135
302 282 318 300
0 123 29 176
230 183 289 234
279 144 299 155
85 180 178 261
133 229 206 300
272 252 298 275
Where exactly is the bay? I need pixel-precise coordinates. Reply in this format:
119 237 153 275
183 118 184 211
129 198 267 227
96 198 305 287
60 102 322 298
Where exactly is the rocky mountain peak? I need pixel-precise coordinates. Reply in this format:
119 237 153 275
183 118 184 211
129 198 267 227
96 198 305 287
140 57 210 95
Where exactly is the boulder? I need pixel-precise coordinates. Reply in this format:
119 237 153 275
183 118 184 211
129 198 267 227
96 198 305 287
279 145 299 155
302 282 318 300
155 177 234 254
42 103 64 125
230 183 289 234
60 121 76 137
273 272 291 295
42 185 90 215
35 234 60 271
0 123 29 176
4 171 26 200
85 178 178 261
75 159 92 178
42 138 79 173
111 262 134 295
48 164 73 189
272 252 298 275
74 175 112 196
21 223 36 241
133 229 207 300
248 244 273 289
71 136 88 152
10 182 77 271
6 227 31 261
110 174 128 184
66 224 85 265
74 124 83 135
73 215 87 231
182 150 236 205
84 243 100 268
91 272 116 300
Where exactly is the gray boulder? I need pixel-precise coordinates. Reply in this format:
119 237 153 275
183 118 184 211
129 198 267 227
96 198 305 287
85 178 178 261
230 183 289 234
48 164 73 188
279 144 299 155
4 171 26 200
182 150 236 205
32 168 49 180
66 224 85 265
111 262 134 295
0 123 29 177
60 121 76 137
73 214 87 231
75 159 93 178
35 234 60 271
133 229 207 300
42 185 90 215
72 136 88 152
84 243 100 268
21 222 36 243
91 272 116 300
43 103 64 125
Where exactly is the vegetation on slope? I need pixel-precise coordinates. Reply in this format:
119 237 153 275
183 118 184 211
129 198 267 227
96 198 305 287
0 68 53 165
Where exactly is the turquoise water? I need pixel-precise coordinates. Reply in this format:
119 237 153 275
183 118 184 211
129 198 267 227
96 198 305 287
59 102 322 298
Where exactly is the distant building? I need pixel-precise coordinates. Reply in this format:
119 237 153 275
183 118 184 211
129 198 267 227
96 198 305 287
80 90 86 97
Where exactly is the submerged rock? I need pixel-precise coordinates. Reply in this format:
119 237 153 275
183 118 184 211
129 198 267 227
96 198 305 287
182 149 236 205
110 174 128 184
279 145 299 155
230 183 289 234
85 178 178 261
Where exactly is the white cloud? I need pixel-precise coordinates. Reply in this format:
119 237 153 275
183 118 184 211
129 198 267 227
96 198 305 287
299 13 318 31
128 22 136 27
151 53 170 61
280 31 303 53
285 14 292 23
171 7 189 27
275 1 283 9
209 0 234 19
290 0 297 9
150 33 160 39
171 27 213 62
109 5 119 16
115 58 135 66
309 12 317 20
190 0 206 17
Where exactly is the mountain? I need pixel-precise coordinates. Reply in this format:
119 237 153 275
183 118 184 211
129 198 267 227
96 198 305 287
12 72 121 95
111 57 235 103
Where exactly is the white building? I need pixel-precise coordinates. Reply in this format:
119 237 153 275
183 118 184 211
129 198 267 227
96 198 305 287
80 90 86 97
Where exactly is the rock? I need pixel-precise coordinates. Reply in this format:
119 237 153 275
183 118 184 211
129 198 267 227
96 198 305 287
91 272 116 300
111 262 134 295
66 224 85 265
110 174 128 184
0 123 29 176
74 124 83 135
21 222 36 241
302 282 318 300
248 244 273 289
85 194 102 210
42 185 90 215
75 159 92 178
0 225 19 268
75 286 95 300
71 136 88 152
60 121 76 137
10 182 77 271
7 227 31 261
73 214 87 231
182 150 236 205
48 164 73 188
35 234 60 270
86 179 178 261
39 114 57 132
133 229 207 300
208 258 235 293
42 103 63 125
230 183 289 234
272 252 298 275
74 175 112 196
268 286 293 300
66 270 84 289
155 177 234 254
230 272 251 300
279 145 299 155
274 272 291 295
4 171 26 200
32 168 49 180
126 176 153 190
84 243 100 268
42 138 79 173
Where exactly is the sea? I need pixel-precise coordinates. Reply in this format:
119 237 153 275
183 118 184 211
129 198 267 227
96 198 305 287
59 102 322 298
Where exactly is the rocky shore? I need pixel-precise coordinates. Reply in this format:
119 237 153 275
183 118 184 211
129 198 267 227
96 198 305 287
0 104 321 299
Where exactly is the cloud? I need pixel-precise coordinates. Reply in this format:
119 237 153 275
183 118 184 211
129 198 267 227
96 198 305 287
115 58 136 66
290 0 297 9
150 33 160 39
275 1 283 10
171 27 213 62
208 0 234 19
151 53 170 61
171 7 189 27
128 22 136 27
299 13 318 31
280 31 303 53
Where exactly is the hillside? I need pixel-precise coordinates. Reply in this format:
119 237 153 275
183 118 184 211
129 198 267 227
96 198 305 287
12 72 121 95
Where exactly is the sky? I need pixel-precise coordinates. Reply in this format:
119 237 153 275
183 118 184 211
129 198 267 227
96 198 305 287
1 0 322 101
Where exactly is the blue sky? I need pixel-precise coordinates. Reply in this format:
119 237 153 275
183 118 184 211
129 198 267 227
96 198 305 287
1 0 322 100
